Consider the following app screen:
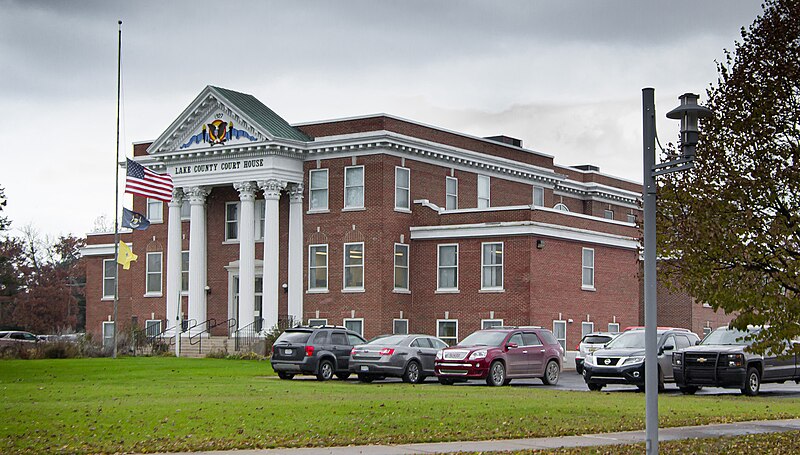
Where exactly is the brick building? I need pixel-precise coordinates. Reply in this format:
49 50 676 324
82 85 645 351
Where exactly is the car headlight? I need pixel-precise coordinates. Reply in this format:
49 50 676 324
468 350 487 361
673 352 683 365
584 354 594 366
435 350 443 360
622 356 645 366
727 353 744 367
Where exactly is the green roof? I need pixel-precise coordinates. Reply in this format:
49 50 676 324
210 86 311 142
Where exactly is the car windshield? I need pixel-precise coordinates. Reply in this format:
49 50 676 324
701 328 756 346
458 331 508 347
275 330 312 344
583 335 612 344
605 331 646 349
366 335 407 346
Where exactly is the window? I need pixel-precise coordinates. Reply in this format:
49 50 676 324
509 333 523 345
147 198 163 223
553 320 567 351
522 332 543 346
430 337 448 349
344 165 364 209
703 326 712 337
145 319 162 337
308 318 328 327
393 319 409 335
254 277 263 328
481 242 503 290
533 186 544 207
478 175 490 208
676 335 692 350
482 319 503 329
554 202 570 212
437 244 458 291
395 167 410 210
103 259 116 299
411 337 432 348
181 251 189 293
437 319 458 346
344 318 364 336
308 245 328 291
446 177 458 210
627 213 636 224
343 242 364 290
394 244 409 291
255 199 265 240
180 200 190 220
582 322 594 338
146 252 163 295
608 322 620 333
309 169 329 211
348 333 366 345
582 248 595 289
102 321 115 350
603 209 614 220
331 332 347 345
225 202 239 241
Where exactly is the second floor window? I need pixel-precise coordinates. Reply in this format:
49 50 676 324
478 175 490 208
181 251 189 293
344 166 364 209
309 169 329 211
604 209 614 220
394 244 409 290
533 186 544 207
582 247 595 289
225 202 238 241
308 244 328 291
481 242 503 290
344 242 364 290
446 176 458 210
146 252 162 295
437 244 458 291
395 167 410 210
147 198 163 223
103 259 116 299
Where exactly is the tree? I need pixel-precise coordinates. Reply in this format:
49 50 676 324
0 185 9 232
658 0 800 353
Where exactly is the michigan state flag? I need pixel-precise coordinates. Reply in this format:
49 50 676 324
122 207 150 230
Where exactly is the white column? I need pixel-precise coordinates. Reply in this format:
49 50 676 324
187 186 209 334
234 181 257 331
165 188 184 331
259 179 283 330
288 183 304 325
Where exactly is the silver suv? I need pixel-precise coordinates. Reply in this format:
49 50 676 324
575 332 618 374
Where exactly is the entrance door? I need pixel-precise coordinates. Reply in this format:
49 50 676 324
230 274 264 333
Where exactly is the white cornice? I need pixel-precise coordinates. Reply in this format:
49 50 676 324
79 243 132 257
409 221 638 250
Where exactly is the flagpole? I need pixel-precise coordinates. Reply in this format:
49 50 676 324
112 20 123 359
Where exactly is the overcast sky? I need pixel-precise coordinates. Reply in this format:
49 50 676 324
0 0 764 238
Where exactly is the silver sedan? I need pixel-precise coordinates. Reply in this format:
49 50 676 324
350 334 449 383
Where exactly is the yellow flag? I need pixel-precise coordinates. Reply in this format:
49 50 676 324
117 241 138 270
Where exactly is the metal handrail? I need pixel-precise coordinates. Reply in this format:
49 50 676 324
188 318 237 354
235 317 264 352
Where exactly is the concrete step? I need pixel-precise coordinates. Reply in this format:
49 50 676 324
172 336 232 358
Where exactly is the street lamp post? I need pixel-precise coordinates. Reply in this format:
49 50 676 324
642 88 712 455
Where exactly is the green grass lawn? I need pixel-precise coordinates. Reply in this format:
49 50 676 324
2 357 799 455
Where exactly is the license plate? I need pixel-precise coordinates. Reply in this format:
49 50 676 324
360 365 369 372
284 349 293 355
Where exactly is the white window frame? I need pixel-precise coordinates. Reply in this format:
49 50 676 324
343 318 364 336
608 322 620 333
180 200 190 220
393 319 409 335
225 201 239 241
480 241 504 291
553 320 567 351
102 258 115 299
394 243 409 292
582 322 595 338
308 168 329 212
394 166 410 211
533 186 544 207
477 175 490 208
603 209 614 220
343 242 365 291
437 319 458 346
308 244 328 292
436 244 459 292
554 202 570 212
102 321 115 350
343 165 365 210
703 326 712 337
181 251 189 294
481 319 504 329
627 213 636 224
446 176 458 210
307 318 328 327
255 199 265 241
145 319 162 337
145 252 163 296
582 247 595 290
147 198 163 223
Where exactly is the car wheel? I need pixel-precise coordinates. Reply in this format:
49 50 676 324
277 372 294 380
587 383 604 391
741 367 761 396
486 361 506 386
358 374 374 383
542 360 560 385
402 360 423 384
316 359 334 381
438 377 454 385
679 386 699 395
335 373 351 380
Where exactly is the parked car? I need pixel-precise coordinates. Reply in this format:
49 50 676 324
575 332 619 374
0 331 39 355
673 326 800 396
270 326 366 381
434 327 563 386
582 327 700 391
350 334 449 383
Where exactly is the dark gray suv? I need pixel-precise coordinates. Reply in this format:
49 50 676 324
270 326 366 381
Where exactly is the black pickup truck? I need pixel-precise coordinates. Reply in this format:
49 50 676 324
673 326 800 396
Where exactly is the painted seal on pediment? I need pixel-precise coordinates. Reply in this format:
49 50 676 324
180 116 258 149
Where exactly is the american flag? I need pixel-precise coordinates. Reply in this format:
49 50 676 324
125 158 174 201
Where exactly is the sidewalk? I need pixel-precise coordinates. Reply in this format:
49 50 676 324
148 418 800 454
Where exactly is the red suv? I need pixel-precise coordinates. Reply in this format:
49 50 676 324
434 327 564 386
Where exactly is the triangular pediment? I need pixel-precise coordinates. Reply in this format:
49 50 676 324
147 85 311 154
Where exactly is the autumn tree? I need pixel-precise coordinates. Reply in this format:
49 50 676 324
658 0 800 353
